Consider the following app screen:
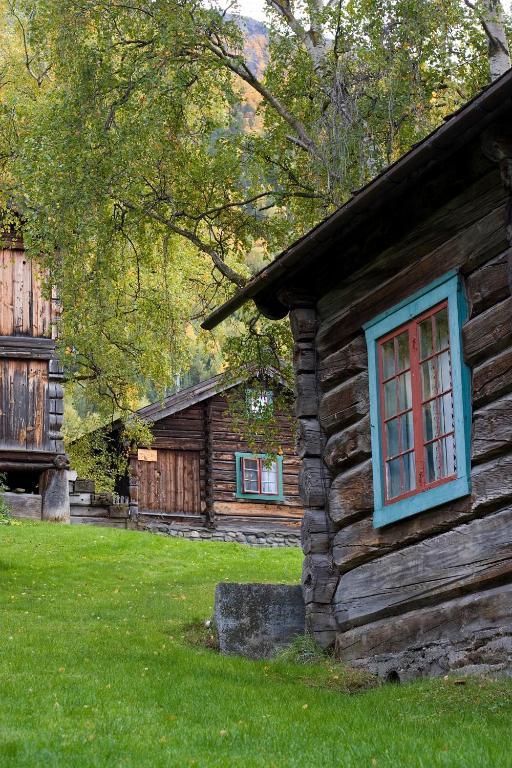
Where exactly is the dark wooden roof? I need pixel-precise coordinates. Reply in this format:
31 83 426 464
136 368 288 423
203 68 512 330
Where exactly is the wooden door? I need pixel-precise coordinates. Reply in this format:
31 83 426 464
138 449 201 514
0 358 49 450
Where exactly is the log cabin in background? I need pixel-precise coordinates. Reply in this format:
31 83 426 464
114 372 303 538
204 69 512 678
0 229 69 521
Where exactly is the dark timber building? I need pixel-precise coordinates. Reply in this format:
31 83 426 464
204 70 512 678
118 373 303 537
0 230 69 521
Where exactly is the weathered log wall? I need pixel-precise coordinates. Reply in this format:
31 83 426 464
293 158 512 672
0 240 68 520
209 393 302 523
133 389 302 528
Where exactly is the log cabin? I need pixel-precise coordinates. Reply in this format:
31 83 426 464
203 69 512 678
117 372 303 536
0 229 69 521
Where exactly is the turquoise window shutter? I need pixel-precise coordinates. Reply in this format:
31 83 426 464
364 271 471 528
235 452 284 502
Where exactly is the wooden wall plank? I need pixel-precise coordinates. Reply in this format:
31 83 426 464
27 359 49 450
472 393 512 463
466 249 511 317
318 372 369 435
336 583 512 667
463 296 512 366
0 250 14 335
473 345 512 406
317 202 508 356
334 505 512 629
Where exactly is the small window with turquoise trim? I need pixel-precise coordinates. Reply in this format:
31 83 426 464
235 452 284 502
364 271 471 528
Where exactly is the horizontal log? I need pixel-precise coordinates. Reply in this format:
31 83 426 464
317 202 509 355
70 505 110 518
70 516 127 528
323 416 371 473
213 501 302 516
316 170 504 323
319 372 369 435
298 457 329 508
318 335 367 391
301 509 332 554
333 493 473 573
466 248 511 317
472 451 512 511
332 455 512 574
473 345 512 407
463 295 512 366
109 505 130 519
295 373 319 419
472 393 512 463
296 419 322 458
290 307 317 342
0 335 54 349
335 583 512 673
3 492 42 519
328 459 373 527
302 553 339 604
334 504 512 629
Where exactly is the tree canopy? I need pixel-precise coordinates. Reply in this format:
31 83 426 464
0 0 509 419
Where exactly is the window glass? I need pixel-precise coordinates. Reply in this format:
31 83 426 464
261 461 278 495
379 301 456 504
247 389 273 415
242 459 259 493
238 454 282 499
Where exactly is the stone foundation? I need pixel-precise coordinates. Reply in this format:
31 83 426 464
142 520 301 548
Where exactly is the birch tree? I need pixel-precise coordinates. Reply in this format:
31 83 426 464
0 0 508 412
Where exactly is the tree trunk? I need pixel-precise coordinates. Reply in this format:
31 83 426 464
483 0 511 80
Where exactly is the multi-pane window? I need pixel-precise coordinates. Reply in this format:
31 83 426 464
364 272 471 527
242 456 279 495
246 389 273 416
236 452 283 501
379 302 456 503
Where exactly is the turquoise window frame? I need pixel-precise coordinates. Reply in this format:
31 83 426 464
235 452 284 502
364 270 471 528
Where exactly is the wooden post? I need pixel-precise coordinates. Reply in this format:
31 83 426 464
128 451 139 522
280 290 337 648
40 466 70 522
203 399 215 528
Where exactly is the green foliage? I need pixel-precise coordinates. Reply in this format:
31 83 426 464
276 634 328 665
63 388 153 491
274 635 379 693
0 472 12 523
0 0 506 424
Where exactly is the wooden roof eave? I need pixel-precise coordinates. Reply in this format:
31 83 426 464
202 69 512 330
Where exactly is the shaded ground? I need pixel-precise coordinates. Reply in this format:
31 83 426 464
1 521 511 767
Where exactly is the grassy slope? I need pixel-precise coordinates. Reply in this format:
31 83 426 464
1 522 511 768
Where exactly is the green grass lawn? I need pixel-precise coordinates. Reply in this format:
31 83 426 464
1 522 511 768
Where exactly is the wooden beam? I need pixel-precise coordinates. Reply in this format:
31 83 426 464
334 504 512 630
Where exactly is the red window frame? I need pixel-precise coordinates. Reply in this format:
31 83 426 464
241 457 279 496
378 300 456 505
